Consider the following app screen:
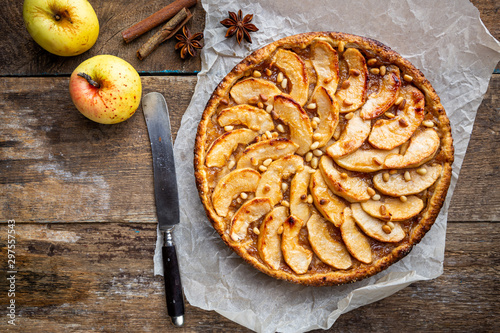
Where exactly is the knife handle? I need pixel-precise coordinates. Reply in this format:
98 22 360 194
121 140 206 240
162 232 185 327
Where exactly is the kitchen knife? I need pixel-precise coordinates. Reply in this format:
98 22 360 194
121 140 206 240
142 92 184 327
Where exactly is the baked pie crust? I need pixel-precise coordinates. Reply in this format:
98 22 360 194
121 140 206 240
194 32 453 286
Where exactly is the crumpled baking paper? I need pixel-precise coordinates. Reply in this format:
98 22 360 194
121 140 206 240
153 0 500 332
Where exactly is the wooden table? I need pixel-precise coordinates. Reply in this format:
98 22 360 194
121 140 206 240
1 1 498 331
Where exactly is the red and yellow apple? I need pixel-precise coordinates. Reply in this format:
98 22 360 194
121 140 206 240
69 55 142 124
23 0 99 56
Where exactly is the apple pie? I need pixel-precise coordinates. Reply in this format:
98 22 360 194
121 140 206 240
194 32 453 285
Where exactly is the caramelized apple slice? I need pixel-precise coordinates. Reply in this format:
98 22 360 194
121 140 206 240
369 85 425 150
236 138 299 169
212 168 261 217
351 203 405 243
307 213 352 269
326 111 371 158
230 198 273 241
335 48 368 113
256 155 304 205
257 206 288 270
309 170 346 227
319 156 370 202
334 147 399 172
273 95 313 155
361 196 424 221
340 207 372 264
373 164 442 196
290 167 313 222
281 215 312 274
272 49 309 106
311 87 340 147
311 40 340 95
205 129 258 167
217 104 274 134
230 78 282 105
384 128 440 169
360 65 401 119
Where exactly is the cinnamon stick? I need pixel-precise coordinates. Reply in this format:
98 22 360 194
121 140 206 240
122 0 197 43
137 8 192 60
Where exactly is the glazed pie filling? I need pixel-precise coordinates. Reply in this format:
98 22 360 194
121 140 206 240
195 33 453 285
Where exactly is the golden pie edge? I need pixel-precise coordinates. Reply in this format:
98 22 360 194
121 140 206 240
193 32 454 286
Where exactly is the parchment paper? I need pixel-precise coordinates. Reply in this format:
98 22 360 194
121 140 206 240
154 0 500 331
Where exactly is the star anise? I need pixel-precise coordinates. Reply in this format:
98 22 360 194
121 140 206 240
175 26 203 59
220 10 259 45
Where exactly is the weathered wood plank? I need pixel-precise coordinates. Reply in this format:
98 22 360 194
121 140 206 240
1 75 499 222
470 0 500 72
0 0 205 76
0 222 497 332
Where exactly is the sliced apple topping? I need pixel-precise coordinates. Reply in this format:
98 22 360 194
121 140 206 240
311 40 340 95
309 170 346 227
256 155 304 206
335 48 368 113
281 215 312 274
217 104 274 134
236 138 299 169
360 65 401 119
271 49 309 106
230 197 273 241
257 206 288 270
384 128 440 169
351 203 405 243
319 155 371 202
205 129 258 168
212 168 261 217
230 78 282 105
290 167 313 222
326 111 371 158
273 95 313 155
368 85 425 150
361 196 424 221
307 213 352 269
373 164 442 197
311 87 340 147
334 147 399 172
340 207 372 264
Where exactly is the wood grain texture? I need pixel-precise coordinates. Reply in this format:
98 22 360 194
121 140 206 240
0 222 497 332
0 0 205 76
2 76 498 223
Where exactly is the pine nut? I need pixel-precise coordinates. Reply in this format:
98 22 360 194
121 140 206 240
240 192 248 199
370 68 380 75
265 68 272 76
404 171 411 182
399 118 409 127
387 221 395 229
380 205 387 216
319 199 329 205
310 141 320 150
278 225 284 234
300 194 307 201
307 103 317 109
398 99 407 110
423 120 434 128
382 225 392 234
380 65 386 76
350 69 360 76
281 200 290 207
272 132 279 138
338 41 345 53
341 80 351 89
417 167 427 175
224 125 234 131
281 78 288 89
400 195 408 202
281 183 288 192
367 58 377 66
248 96 258 104
372 194 381 201
253 70 262 78
277 72 283 83
220 98 229 105
263 158 272 167
266 104 273 113
395 96 404 105
341 172 348 179
385 112 395 119
305 151 313 162
228 160 235 169
257 102 264 109
313 117 321 124
311 121 318 130
389 169 398 175
236 197 242 204
276 124 285 133
307 195 313 204
343 99 353 106
333 126 342 140
367 187 376 196
313 133 322 141
253 226 260 235
383 173 390 182
313 149 323 157
251 157 258 166
259 165 268 172
311 157 319 169
373 156 383 166
345 112 354 120
403 74 413 82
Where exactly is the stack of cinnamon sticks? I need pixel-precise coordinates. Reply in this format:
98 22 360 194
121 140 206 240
121 0 197 60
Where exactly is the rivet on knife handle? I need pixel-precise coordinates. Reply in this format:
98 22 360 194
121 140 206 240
163 230 184 327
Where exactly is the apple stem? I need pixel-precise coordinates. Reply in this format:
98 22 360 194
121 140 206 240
54 14 61 21
77 72 100 88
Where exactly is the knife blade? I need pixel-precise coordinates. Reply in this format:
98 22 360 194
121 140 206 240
142 92 184 327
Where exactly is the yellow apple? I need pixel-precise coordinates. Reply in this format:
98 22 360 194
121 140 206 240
23 0 99 56
69 55 142 124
